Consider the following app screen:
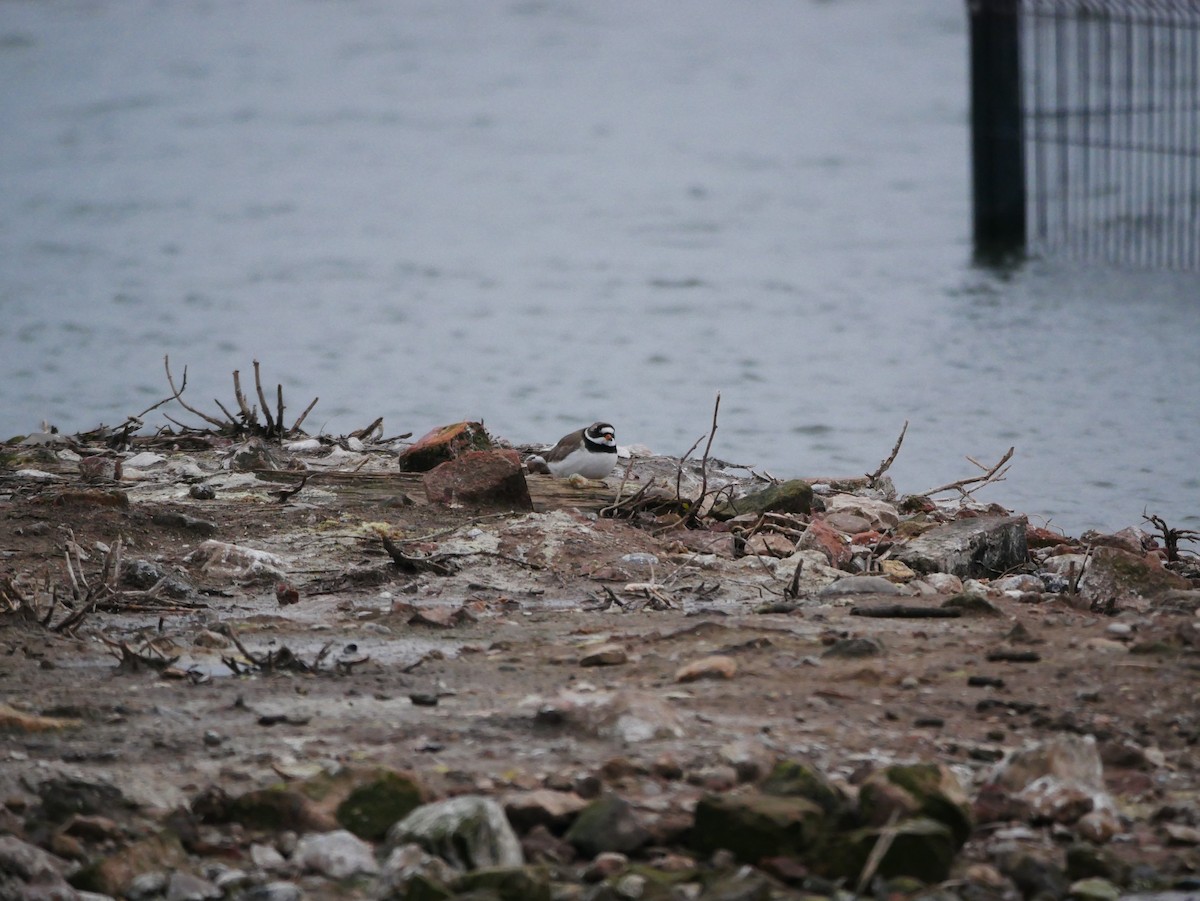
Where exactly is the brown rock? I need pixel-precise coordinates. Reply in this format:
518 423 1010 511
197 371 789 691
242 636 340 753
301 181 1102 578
745 533 797 558
580 643 628 667
1078 545 1190 606
422 449 533 511
675 655 737 683
503 789 588 832
799 518 852 569
398 421 493 472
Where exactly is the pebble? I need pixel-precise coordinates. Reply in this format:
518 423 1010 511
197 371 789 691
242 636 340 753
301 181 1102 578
581 643 628 667
293 829 379 879
241 882 302 901
249 842 287 871
620 553 659 567
165 870 223 901
674 655 737 683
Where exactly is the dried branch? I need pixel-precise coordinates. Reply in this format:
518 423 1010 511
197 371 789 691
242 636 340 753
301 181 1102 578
231 369 254 422
253 360 276 435
381 533 456 576
164 356 228 428
292 396 320 434
867 420 907 485
920 446 1014 498
1143 512 1199 563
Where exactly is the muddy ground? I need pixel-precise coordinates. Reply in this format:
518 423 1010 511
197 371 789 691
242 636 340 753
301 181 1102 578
1 436 1199 891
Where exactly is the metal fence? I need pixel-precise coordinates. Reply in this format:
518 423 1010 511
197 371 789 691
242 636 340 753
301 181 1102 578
969 0 1200 268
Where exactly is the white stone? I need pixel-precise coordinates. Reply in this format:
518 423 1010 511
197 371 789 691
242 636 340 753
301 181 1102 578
293 829 379 879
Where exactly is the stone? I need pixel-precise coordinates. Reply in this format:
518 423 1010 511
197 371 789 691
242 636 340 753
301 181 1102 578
387 795 523 870
759 760 849 817
828 817 958 883
924 572 964 594
564 795 651 858
581 851 628 882
798 518 852 569
822 495 901 530
36 777 130 824
1077 546 1189 606
454 865 553 901
982 734 1116 827
580 643 628 667
940 592 1002 616
823 511 873 534
240 882 302 901
293 829 380 879
819 575 902 596
398 421 493 472
225 438 284 472
998 852 1070 901
822 637 884 659
502 789 587 833
1068 877 1121 901
689 791 826 862
122 559 196 598
534 689 685 743
186 540 287 583
375 843 457 901
249 843 287 871
857 763 973 847
674 655 737 683
165 870 222 901
422 449 533 511
0 835 78 899
335 769 425 841
744 533 797 557
0 703 82 733
710 480 814 520
895 515 1028 579
879 559 917 582
698 868 773 901
70 832 188 897
216 786 338 833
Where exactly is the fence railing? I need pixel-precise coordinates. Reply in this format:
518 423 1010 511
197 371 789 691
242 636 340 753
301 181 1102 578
968 0 1200 268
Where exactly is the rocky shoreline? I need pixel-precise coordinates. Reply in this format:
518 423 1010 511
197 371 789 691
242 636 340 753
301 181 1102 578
1 420 1198 901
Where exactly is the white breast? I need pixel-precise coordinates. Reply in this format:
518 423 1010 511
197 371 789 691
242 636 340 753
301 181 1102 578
546 446 616 479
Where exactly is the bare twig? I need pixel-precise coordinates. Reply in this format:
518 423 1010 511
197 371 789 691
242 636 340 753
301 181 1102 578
253 360 276 435
1143 512 1199 562
272 474 310 504
276 383 285 439
920 447 1014 498
867 420 907 485
164 356 228 428
292 397 319 434
231 369 254 423
350 417 384 441
856 809 902 895
688 392 721 525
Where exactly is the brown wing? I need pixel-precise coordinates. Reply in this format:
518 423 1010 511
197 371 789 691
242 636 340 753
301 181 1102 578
541 428 585 463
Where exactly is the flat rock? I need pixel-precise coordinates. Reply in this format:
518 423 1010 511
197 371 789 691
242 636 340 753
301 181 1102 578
819 575 902 596
895 515 1028 579
674 654 737 683
387 795 523 870
710 479 814 520
398 421 493 472
423 449 533 511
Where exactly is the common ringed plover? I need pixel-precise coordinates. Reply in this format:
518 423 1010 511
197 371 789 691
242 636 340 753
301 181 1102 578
529 422 618 480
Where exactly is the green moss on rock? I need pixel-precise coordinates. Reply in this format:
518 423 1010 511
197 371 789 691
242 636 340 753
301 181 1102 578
337 769 424 840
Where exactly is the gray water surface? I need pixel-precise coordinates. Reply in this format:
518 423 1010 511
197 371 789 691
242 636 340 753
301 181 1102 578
2 0 1197 537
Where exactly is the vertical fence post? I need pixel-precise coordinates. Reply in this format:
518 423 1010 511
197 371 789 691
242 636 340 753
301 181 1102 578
968 0 1026 259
